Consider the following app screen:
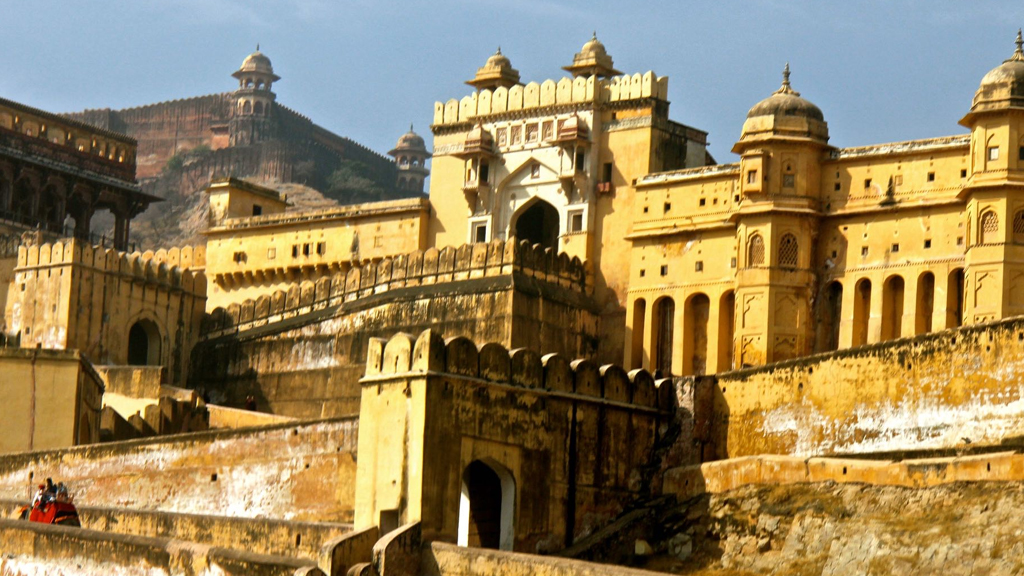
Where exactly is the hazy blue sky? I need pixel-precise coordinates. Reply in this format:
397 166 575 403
1 1 1023 163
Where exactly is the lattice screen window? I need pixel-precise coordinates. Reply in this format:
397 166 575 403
747 234 765 267
778 234 798 268
981 211 1000 244
1013 210 1024 244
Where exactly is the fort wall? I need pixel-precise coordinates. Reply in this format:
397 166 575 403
190 239 599 418
0 518 318 576
704 316 1024 458
0 418 358 522
5 239 207 384
0 498 349 562
356 330 673 554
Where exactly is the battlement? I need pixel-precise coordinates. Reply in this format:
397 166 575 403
200 238 593 337
433 71 668 126
363 329 670 411
15 239 207 296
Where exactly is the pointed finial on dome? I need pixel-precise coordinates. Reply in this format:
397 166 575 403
1013 29 1024 62
592 31 597 40
496 46 502 55
409 123 414 132
256 43 260 52
774 62 800 96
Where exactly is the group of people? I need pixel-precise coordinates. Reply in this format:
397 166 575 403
32 478 71 508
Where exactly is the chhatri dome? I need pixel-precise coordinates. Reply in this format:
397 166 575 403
466 47 521 91
746 63 824 122
966 30 1024 116
733 63 829 151
389 124 429 156
232 45 280 84
563 32 622 79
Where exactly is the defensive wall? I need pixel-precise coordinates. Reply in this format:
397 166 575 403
0 347 103 453
0 519 320 576
696 315 1024 459
433 72 669 126
0 499 349 562
663 451 1024 501
190 239 600 418
355 329 674 554
5 239 207 384
0 417 358 522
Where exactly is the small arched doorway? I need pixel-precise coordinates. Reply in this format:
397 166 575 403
127 319 161 366
458 459 515 551
512 199 559 250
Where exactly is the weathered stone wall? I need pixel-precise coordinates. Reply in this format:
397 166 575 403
0 518 318 576
423 541 666 576
355 330 673 556
190 240 600 418
651 453 1024 576
706 316 1024 458
0 418 358 522
0 347 103 453
0 499 349 561
5 239 207 384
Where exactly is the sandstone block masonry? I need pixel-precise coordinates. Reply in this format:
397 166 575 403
0 417 358 522
691 315 1024 459
4 239 207 384
355 329 674 555
189 239 600 418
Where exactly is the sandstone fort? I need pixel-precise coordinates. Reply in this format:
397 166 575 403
3 28 1024 575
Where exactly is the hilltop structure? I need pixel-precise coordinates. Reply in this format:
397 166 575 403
9 32 1024 576
65 48 428 248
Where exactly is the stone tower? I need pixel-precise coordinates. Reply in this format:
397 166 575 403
730 64 829 366
388 126 431 193
230 46 280 146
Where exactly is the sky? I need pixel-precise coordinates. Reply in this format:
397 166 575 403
1 1 1023 164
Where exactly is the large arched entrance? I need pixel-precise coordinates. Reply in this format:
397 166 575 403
127 319 162 366
458 459 515 551
512 199 559 250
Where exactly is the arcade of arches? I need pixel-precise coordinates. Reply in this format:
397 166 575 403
629 269 965 376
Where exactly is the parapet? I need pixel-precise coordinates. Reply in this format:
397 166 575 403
362 329 668 411
433 72 668 126
201 238 593 337
15 239 207 297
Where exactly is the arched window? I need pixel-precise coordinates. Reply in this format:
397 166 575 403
881 275 905 341
916 272 935 335
630 298 646 370
718 291 735 371
127 319 162 365
852 279 871 347
778 234 798 268
653 297 675 376
981 210 999 244
747 233 765 267
820 281 843 352
1013 210 1024 244
512 199 559 250
684 293 710 376
458 460 515 550
253 101 264 115
242 101 252 115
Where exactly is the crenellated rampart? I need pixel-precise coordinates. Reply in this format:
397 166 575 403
357 329 673 552
8 239 208 384
433 72 668 125
15 239 207 295
189 239 599 419
365 329 665 410
201 238 591 338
